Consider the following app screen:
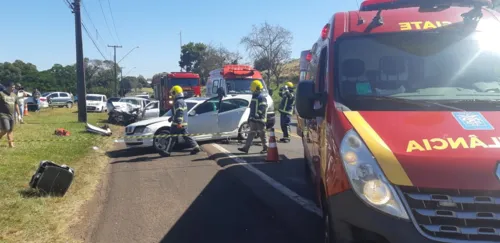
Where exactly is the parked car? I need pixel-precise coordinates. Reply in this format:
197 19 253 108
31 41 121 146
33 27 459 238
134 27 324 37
86 94 107 112
124 95 252 150
44 92 74 108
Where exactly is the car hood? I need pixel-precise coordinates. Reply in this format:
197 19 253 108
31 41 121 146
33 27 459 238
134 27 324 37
128 116 171 127
343 111 500 190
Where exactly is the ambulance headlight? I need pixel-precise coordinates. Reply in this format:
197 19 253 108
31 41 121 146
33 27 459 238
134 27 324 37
340 129 408 220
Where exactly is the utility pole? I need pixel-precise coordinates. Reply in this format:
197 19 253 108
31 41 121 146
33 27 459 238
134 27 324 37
179 31 183 72
108 45 122 97
73 0 87 123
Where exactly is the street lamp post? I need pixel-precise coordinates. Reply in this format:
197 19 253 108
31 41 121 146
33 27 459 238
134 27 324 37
118 46 139 64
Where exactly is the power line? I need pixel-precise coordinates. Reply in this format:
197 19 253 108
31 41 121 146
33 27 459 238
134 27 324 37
81 2 108 52
82 22 108 60
62 0 72 9
106 0 121 45
98 0 117 44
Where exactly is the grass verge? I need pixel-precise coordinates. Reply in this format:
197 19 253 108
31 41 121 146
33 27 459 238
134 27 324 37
0 108 120 243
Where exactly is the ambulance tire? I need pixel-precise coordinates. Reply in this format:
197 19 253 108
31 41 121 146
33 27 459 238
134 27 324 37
304 147 312 183
320 185 357 243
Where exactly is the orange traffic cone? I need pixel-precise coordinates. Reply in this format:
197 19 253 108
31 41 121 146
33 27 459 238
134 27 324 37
265 128 280 162
24 104 29 116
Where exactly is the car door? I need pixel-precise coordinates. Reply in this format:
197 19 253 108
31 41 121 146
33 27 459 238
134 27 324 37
59 93 71 105
218 98 249 135
188 98 220 140
47 92 60 106
143 101 159 119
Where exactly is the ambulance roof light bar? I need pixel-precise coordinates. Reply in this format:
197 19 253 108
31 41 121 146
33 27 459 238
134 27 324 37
360 0 492 11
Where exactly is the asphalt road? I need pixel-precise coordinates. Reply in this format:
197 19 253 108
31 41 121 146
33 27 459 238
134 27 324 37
90 137 321 243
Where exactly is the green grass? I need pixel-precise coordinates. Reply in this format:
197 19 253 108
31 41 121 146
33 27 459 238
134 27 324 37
0 108 120 243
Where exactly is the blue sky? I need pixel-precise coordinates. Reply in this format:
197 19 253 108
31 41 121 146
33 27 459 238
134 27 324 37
0 0 355 78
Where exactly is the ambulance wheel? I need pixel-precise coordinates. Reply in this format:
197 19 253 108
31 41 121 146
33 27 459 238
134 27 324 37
321 187 357 243
304 147 312 183
238 122 251 140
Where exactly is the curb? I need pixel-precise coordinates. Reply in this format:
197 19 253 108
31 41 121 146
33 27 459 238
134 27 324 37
201 143 323 243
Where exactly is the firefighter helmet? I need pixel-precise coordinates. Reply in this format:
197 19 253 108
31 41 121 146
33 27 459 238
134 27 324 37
170 85 183 96
285 81 294 88
250 80 263 92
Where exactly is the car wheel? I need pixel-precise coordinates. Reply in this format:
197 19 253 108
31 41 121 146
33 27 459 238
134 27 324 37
66 102 73 108
238 122 251 140
100 106 105 113
154 129 171 156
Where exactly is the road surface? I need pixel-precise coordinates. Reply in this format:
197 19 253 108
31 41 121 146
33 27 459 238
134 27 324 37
89 131 322 243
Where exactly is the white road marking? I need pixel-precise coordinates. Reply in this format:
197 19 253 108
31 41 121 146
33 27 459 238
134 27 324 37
211 143 323 217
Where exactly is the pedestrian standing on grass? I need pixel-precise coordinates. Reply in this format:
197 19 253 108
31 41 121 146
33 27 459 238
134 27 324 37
33 88 41 112
0 81 22 148
238 80 268 154
16 84 26 122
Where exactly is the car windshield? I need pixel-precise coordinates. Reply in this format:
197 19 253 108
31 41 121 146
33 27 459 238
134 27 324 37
119 98 140 105
86 96 102 101
225 79 267 94
169 78 199 87
41 92 51 97
336 29 500 111
162 102 197 117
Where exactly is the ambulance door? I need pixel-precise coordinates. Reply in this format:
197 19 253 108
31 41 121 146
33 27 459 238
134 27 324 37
310 46 329 180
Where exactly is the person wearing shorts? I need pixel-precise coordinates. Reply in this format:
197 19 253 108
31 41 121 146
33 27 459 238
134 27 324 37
0 82 21 148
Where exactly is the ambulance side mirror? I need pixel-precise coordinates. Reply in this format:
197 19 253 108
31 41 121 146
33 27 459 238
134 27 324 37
269 89 274 96
295 80 325 119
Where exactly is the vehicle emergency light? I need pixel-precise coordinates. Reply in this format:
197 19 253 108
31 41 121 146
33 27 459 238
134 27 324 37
306 52 312 62
321 24 330 40
221 65 255 77
360 0 492 11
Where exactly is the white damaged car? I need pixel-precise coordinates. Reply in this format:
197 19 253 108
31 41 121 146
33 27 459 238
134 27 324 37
124 95 254 150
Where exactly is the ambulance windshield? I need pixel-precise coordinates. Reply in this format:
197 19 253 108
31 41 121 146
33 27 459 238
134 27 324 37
336 30 500 111
225 79 267 94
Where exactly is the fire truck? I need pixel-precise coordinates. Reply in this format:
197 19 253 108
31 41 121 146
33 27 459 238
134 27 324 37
295 0 500 242
153 72 201 115
206 65 276 129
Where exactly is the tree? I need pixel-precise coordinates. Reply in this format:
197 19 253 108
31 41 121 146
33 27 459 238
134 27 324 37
253 56 271 72
179 42 207 72
240 22 293 86
198 44 242 83
0 58 145 98
178 42 241 84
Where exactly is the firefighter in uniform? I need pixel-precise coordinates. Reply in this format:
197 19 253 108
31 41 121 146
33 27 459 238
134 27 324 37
278 81 295 143
160 85 201 156
238 80 268 154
